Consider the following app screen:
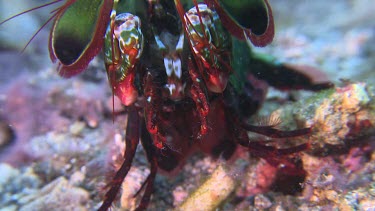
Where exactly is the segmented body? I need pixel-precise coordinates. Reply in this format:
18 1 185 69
99 1 323 210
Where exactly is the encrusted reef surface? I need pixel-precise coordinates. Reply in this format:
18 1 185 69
0 0 374 210
178 82 375 210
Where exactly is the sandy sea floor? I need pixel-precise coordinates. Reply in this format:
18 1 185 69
0 0 374 210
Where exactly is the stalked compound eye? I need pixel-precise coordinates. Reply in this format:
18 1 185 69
113 13 143 60
184 3 232 93
185 4 213 55
104 13 144 106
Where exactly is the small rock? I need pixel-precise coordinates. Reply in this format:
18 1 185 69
325 190 339 202
273 82 375 150
69 121 86 136
178 164 237 211
0 164 41 207
19 177 89 211
69 171 86 186
173 186 189 207
254 194 272 209
360 198 375 211
0 163 19 185
0 204 17 211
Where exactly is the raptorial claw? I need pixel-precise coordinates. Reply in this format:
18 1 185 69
205 0 275 47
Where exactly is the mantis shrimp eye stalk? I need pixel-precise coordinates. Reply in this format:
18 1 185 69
104 12 144 106
183 3 232 93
